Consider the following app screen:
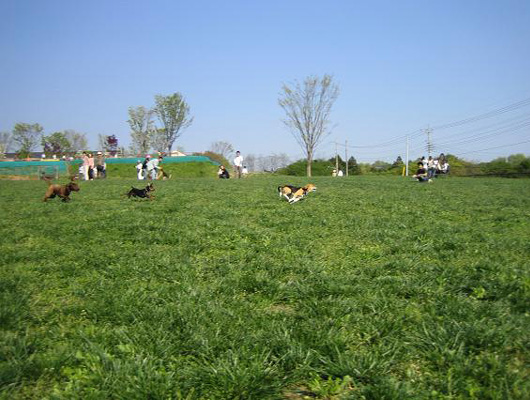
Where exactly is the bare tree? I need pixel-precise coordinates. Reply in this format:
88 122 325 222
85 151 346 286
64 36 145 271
254 153 291 172
245 153 256 172
127 106 154 155
64 130 88 153
270 153 290 171
97 134 107 153
279 75 339 176
0 131 12 158
209 141 234 161
153 93 193 154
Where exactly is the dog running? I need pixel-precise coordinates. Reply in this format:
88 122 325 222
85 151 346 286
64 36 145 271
156 166 172 180
278 183 317 204
127 183 155 200
42 176 80 202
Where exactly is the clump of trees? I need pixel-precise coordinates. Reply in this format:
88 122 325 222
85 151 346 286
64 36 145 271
128 92 193 156
477 154 530 176
4 123 92 158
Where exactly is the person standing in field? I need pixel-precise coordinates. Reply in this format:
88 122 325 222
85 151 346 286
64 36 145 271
150 156 162 180
88 153 95 180
136 160 144 180
146 156 155 180
233 150 243 179
96 151 106 178
81 152 90 181
142 155 150 180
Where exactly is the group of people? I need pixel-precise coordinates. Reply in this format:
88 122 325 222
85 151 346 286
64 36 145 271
80 151 106 180
217 151 248 179
136 154 168 180
332 169 344 177
413 153 450 182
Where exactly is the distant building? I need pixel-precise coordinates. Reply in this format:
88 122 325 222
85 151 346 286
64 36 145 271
169 150 187 157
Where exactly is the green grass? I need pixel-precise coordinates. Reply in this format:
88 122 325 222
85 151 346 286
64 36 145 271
1 176 529 399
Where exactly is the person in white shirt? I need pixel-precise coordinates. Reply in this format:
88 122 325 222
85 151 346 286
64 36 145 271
136 160 144 180
147 156 161 180
233 151 243 179
427 156 436 178
337 169 344 177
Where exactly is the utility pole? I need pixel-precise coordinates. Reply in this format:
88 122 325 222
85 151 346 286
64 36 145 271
345 139 348 177
405 135 409 176
335 142 339 174
425 126 433 157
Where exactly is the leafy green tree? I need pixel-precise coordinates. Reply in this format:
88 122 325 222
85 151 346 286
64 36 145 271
518 157 530 173
41 132 71 157
12 123 43 156
371 160 392 173
328 155 347 174
444 154 475 176
153 93 193 153
392 155 404 168
507 153 527 166
277 159 335 176
348 156 360 175
480 157 516 176
278 75 339 177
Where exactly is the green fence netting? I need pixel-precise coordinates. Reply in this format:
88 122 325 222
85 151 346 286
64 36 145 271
0 156 217 178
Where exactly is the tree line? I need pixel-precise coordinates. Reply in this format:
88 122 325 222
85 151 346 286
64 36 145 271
277 153 530 177
0 92 193 159
0 122 121 159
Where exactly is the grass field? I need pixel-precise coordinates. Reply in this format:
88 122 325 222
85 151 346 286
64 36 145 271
1 175 529 399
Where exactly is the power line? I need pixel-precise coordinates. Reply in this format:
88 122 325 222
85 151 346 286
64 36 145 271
451 139 530 156
326 96 530 162
431 97 530 130
431 112 530 143
434 118 530 148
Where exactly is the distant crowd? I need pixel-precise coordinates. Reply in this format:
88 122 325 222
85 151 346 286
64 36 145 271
413 153 450 183
78 151 106 180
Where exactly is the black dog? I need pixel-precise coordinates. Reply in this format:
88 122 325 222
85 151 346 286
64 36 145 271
127 183 155 200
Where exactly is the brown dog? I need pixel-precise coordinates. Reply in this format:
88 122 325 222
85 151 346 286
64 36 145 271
43 177 80 202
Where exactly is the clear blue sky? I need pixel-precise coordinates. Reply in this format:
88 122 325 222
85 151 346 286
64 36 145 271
2 0 530 163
